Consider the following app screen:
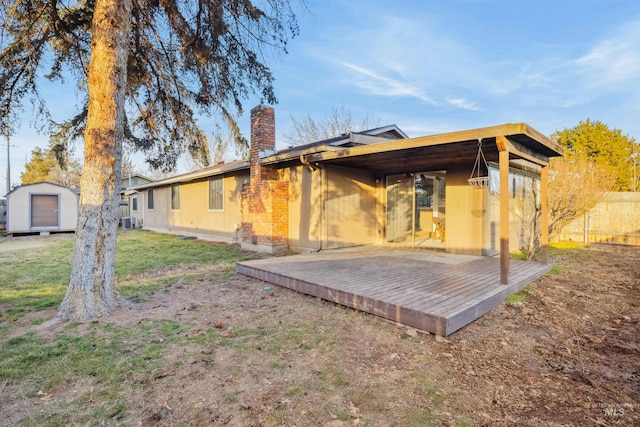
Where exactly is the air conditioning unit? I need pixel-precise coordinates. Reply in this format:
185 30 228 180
122 217 132 229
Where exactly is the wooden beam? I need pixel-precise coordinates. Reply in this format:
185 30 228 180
505 138 550 166
540 166 549 264
498 139 510 284
522 124 565 156
303 123 559 164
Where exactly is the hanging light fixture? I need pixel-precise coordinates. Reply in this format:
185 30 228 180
468 139 490 189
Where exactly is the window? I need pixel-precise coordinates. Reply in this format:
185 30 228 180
415 175 434 208
209 178 224 210
132 197 138 211
171 184 181 210
147 189 154 210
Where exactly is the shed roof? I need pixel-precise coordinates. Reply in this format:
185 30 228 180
4 182 79 198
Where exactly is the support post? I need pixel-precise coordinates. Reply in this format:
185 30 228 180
540 165 549 264
498 138 509 284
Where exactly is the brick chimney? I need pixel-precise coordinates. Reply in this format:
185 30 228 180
241 104 288 253
250 104 276 183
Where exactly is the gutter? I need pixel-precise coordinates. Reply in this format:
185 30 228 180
131 160 250 190
260 144 341 166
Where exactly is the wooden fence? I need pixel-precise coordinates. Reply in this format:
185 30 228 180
559 192 640 245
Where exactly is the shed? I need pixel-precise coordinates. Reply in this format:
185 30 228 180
5 182 79 234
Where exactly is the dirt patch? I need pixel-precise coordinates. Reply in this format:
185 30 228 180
2 243 638 426
432 244 639 426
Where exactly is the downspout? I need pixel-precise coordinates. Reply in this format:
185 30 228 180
309 168 324 253
322 166 328 251
301 154 323 252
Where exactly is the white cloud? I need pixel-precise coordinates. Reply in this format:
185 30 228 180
446 98 480 111
307 13 494 111
294 3 640 139
338 61 436 104
575 19 640 84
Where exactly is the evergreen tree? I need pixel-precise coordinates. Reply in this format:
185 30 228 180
21 146 82 187
553 119 636 191
0 0 298 321
20 148 57 185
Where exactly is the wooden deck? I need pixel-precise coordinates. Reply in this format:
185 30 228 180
236 247 552 336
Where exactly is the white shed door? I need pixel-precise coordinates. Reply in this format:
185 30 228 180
31 195 59 228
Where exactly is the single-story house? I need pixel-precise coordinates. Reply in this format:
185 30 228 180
5 182 79 234
121 173 155 192
119 173 155 223
130 105 563 283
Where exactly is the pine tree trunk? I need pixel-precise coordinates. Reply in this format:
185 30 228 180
56 0 132 320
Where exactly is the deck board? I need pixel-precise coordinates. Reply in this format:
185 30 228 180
237 247 551 336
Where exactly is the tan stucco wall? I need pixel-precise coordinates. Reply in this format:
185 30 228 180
287 164 490 255
287 165 376 251
132 172 248 242
325 166 377 249
7 183 78 232
441 165 487 255
129 161 536 256
284 165 320 250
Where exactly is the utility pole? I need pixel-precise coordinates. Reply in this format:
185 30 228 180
5 128 10 195
4 104 9 195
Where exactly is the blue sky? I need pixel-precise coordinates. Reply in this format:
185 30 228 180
3 0 640 187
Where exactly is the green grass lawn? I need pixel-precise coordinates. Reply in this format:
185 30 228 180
0 230 252 425
0 234 588 426
0 230 249 322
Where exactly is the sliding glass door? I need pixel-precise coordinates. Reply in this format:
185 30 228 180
386 174 414 243
386 171 446 248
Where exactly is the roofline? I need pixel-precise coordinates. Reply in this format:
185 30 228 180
261 144 342 165
123 173 155 182
127 124 561 189
5 181 78 198
361 124 409 139
263 126 410 166
131 160 250 190
275 124 408 156
303 123 564 164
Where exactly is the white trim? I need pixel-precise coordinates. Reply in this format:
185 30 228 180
29 192 61 230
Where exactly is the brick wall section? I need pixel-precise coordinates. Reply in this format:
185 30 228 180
241 105 289 251
249 105 277 183
241 181 288 246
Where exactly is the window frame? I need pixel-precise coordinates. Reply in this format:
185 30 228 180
131 197 138 212
147 189 154 210
208 177 224 211
171 184 181 210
